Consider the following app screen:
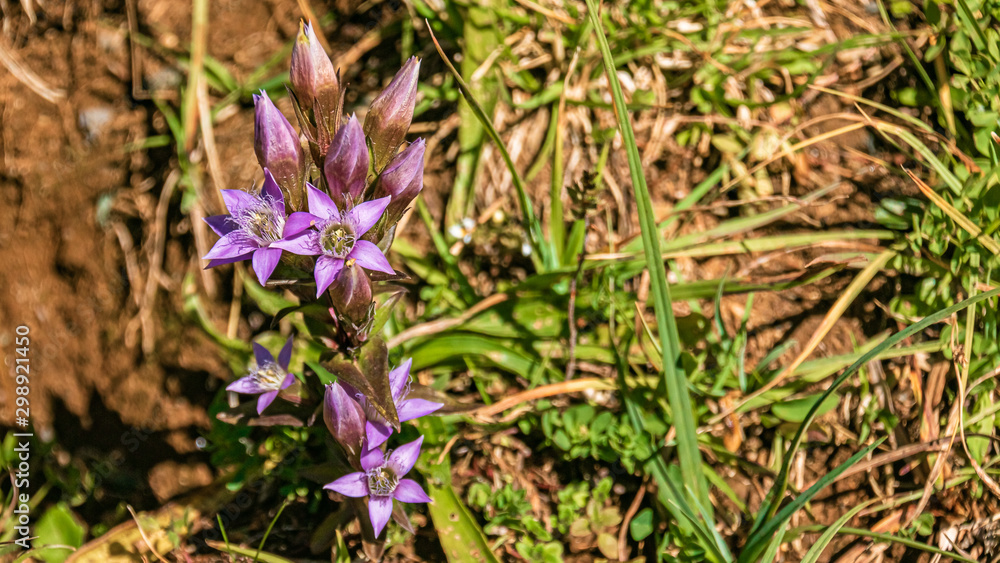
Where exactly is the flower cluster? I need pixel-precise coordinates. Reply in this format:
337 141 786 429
205 21 439 542
323 359 441 535
204 21 423 326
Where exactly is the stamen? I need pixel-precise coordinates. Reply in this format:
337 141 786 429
366 466 398 497
318 221 356 258
253 362 286 388
234 199 285 245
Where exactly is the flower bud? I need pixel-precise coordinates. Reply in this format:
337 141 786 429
329 259 373 323
323 115 369 209
290 21 340 118
373 138 424 225
364 57 420 172
254 90 305 210
324 382 367 457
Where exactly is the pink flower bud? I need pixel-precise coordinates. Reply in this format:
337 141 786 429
329 259 373 323
364 57 420 172
324 382 367 457
290 21 341 124
373 138 424 225
254 90 305 210
323 115 369 209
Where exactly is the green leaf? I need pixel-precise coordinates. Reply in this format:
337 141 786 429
629 508 654 541
424 455 501 563
33 503 86 563
597 532 619 559
771 392 840 423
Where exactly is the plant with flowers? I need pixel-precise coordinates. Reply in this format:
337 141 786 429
203 21 442 549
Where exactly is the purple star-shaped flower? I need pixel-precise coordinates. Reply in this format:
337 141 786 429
272 184 394 297
359 358 442 449
203 169 293 285
227 337 296 415
324 436 431 537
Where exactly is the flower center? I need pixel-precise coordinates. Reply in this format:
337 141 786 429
235 201 284 245
319 222 356 258
366 466 398 497
254 363 286 389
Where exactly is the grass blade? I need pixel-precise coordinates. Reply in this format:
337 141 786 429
426 24 552 270
740 438 884 562
585 0 710 518
800 498 877 563
751 286 1000 541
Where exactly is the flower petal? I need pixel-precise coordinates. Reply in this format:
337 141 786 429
277 336 294 370
221 189 258 215
397 398 443 423
253 342 275 368
348 240 394 275
257 390 279 414
314 255 344 297
368 496 394 537
283 212 320 237
347 196 390 236
280 371 296 390
360 441 386 473
324 472 368 497
204 214 236 236
271 230 320 256
226 375 269 394
393 479 431 504
252 247 282 285
207 254 253 269
204 232 259 260
260 169 285 215
388 358 413 401
365 420 392 450
387 435 423 477
306 183 339 219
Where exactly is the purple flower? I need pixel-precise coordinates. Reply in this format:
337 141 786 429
227 337 295 415
271 184 394 297
324 381 366 456
364 57 420 171
324 436 431 537
254 90 304 209
203 170 292 285
373 138 424 226
358 358 442 449
323 115 369 210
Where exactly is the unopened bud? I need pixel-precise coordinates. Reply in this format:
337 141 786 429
329 259 373 323
373 138 424 225
254 90 305 210
323 115 369 209
290 22 340 118
323 382 366 457
364 57 420 172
